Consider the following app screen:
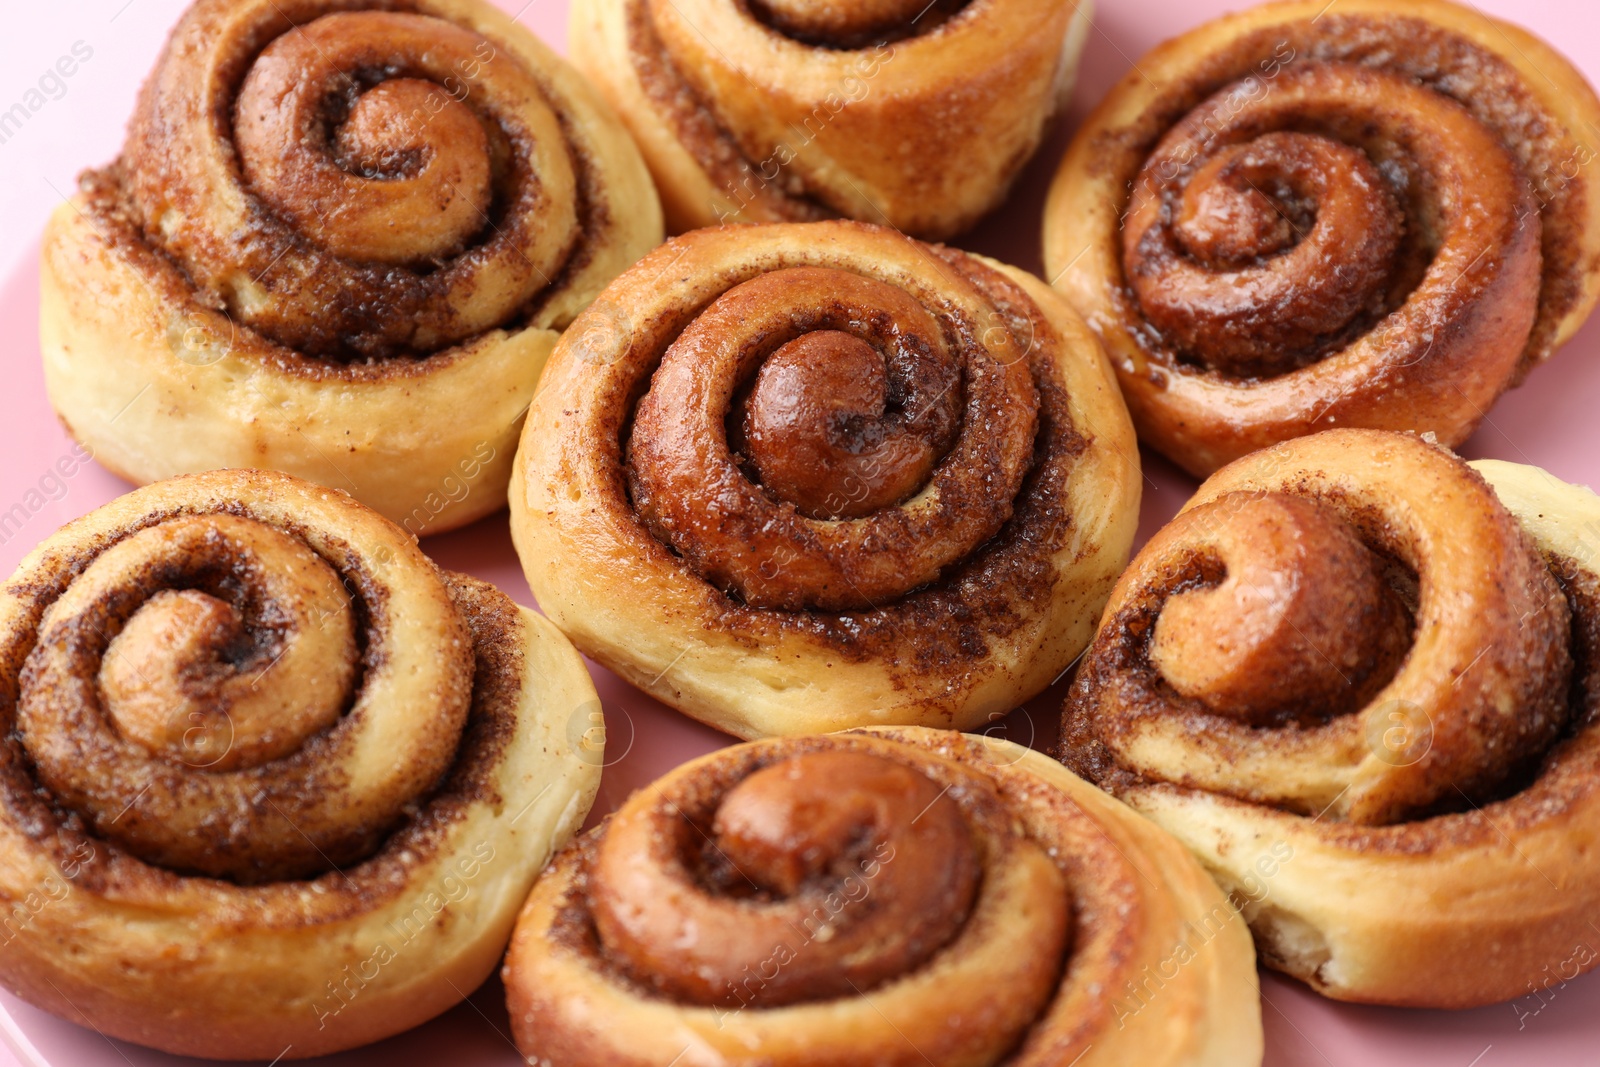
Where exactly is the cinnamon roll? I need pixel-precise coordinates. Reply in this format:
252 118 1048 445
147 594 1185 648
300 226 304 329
505 727 1263 1067
1043 0 1600 476
568 0 1091 237
1061 428 1600 1008
40 0 661 535
0 469 601 1059
510 220 1140 738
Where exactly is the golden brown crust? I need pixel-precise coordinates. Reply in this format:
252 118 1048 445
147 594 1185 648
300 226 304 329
509 220 1140 738
0 469 601 1059
1059 428 1600 1007
1043 0 1600 476
40 0 661 534
568 0 1092 238
504 727 1262 1067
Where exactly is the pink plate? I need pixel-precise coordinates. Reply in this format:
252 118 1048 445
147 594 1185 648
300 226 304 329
2 0 1599 1062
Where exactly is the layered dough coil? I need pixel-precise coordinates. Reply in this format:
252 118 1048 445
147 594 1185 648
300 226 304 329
1061 428 1600 1007
505 727 1262 1067
40 0 660 534
0 469 600 1059
569 0 1091 237
1043 0 1600 476
510 220 1140 738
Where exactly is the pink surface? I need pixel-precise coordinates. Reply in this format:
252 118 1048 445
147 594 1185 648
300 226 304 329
0 0 1598 1063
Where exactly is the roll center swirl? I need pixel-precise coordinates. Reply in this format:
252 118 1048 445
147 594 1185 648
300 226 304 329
1150 494 1410 725
627 264 1037 611
1065 433 1575 826
123 6 585 359
235 13 504 266
1119 62 1529 380
591 750 981 1007
736 329 958 520
97 517 357 771
15 507 473 883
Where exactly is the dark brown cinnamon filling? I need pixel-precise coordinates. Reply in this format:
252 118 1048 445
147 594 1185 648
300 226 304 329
623 0 834 222
1060 500 1590 836
590 238 1086 697
745 0 971 48
626 262 1036 611
106 1 606 363
589 748 981 1006
1094 13 1582 382
0 507 519 889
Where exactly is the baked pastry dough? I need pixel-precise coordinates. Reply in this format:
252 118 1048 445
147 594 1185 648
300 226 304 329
1061 428 1600 1007
0 469 601 1059
1043 0 1600 476
505 727 1262 1067
40 0 660 535
568 0 1091 237
510 220 1140 738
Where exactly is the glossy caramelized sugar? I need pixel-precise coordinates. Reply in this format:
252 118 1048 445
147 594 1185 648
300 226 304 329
509 220 1141 737
504 729 1263 1066
1044 0 1600 475
627 264 1039 612
589 750 993 1006
1060 429 1600 1007
734 325 955 520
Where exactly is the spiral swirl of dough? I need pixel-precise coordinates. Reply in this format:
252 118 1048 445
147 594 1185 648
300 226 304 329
1062 429 1600 1007
510 220 1141 737
1044 0 1600 475
626 261 1039 612
40 0 660 532
505 729 1263 1067
0 469 601 1058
